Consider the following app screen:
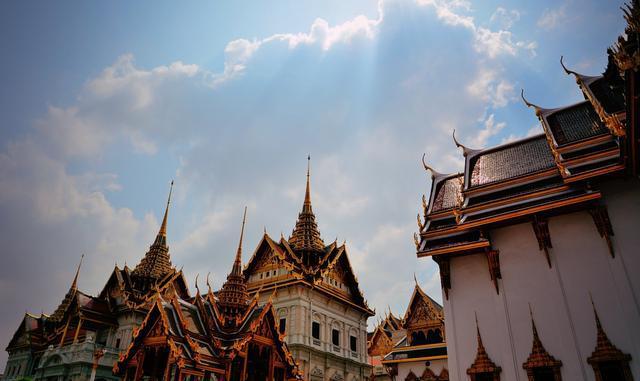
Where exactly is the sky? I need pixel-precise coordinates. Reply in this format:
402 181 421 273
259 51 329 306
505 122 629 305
0 0 626 367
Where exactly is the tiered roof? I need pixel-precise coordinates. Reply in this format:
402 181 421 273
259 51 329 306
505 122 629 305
114 214 301 378
417 22 639 267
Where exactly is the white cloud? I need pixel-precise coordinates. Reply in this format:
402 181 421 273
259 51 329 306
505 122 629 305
538 5 567 30
469 114 506 147
415 1 535 58
490 7 521 29
501 124 543 144
467 68 515 108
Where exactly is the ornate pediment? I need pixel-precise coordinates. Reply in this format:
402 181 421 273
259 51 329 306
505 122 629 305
405 287 442 329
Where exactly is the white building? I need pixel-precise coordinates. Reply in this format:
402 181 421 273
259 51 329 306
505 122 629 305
243 160 375 381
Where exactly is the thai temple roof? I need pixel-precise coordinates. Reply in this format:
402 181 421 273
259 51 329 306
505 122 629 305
417 3 640 286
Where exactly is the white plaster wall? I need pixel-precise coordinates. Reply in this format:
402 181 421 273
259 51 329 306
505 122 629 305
444 191 640 381
255 283 371 380
444 253 504 381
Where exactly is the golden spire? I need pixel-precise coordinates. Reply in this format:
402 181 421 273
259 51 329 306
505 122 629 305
232 206 247 276
132 181 174 281
71 254 84 291
289 155 325 253
302 155 313 213
158 180 174 238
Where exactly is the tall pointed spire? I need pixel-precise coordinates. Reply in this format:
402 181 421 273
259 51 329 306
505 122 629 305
155 180 173 244
304 155 312 211
231 206 247 276
50 254 84 322
132 181 174 281
218 207 250 325
289 156 325 254
71 254 84 291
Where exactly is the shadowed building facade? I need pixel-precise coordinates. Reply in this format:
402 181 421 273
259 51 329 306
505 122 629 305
416 3 640 381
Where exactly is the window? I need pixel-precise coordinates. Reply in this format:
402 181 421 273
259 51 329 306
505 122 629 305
312 322 320 340
279 318 286 334
332 329 340 346
531 368 556 381
350 335 357 352
115 338 121 349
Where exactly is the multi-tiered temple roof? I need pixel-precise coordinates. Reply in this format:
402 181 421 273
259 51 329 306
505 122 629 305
243 158 374 315
417 2 640 297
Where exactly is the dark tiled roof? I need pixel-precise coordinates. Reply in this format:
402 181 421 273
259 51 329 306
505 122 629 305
546 101 608 146
470 136 555 187
431 175 463 212
589 77 625 114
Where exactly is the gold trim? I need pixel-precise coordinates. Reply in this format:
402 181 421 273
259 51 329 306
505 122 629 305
424 192 601 240
381 355 448 364
418 241 489 257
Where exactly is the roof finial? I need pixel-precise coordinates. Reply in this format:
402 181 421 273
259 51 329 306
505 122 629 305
304 155 312 208
452 130 479 156
413 272 419 286
71 254 85 290
560 55 579 76
206 272 212 293
195 273 200 295
232 207 248 276
158 180 174 237
421 153 443 179
520 89 547 117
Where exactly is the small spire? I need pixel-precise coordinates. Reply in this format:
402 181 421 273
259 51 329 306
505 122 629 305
529 303 541 344
195 273 200 295
231 207 248 276
304 155 311 210
475 312 485 350
71 254 85 290
158 180 174 238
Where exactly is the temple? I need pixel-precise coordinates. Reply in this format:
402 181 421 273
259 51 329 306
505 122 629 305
416 2 640 380
243 157 375 381
113 208 301 381
2 187 301 381
367 281 448 381
3 182 190 381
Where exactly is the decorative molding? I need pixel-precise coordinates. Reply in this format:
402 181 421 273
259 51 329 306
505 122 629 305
589 206 615 257
433 256 451 300
522 306 562 380
485 250 501 295
467 316 501 381
531 215 553 268
587 298 633 381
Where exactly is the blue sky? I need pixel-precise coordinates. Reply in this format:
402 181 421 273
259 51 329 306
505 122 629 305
0 0 626 366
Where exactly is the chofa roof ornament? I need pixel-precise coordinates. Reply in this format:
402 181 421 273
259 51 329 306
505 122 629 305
421 153 443 179
452 129 480 157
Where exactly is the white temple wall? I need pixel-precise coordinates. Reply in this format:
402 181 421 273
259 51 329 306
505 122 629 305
443 186 640 381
